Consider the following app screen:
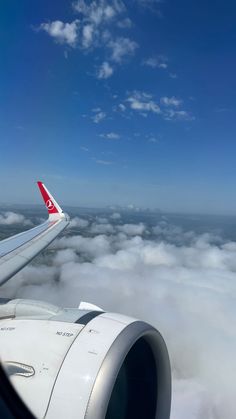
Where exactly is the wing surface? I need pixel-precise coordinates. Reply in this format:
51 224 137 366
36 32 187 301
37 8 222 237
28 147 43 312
0 182 69 286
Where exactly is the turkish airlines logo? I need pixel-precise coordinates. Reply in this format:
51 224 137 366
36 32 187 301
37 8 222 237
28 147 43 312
46 199 54 210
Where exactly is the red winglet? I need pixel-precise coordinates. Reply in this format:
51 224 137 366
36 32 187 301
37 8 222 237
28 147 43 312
37 181 62 215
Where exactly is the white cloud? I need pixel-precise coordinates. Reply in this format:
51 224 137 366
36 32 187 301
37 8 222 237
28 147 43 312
53 249 79 266
117 222 146 235
82 24 94 48
2 219 236 418
100 132 120 139
39 1 138 77
123 91 193 122
97 61 114 79
0 212 32 226
143 55 168 69
40 20 79 46
110 212 121 220
108 37 138 62
69 217 89 228
56 234 111 258
91 111 106 123
73 0 125 25
90 222 115 234
161 96 182 107
127 91 161 115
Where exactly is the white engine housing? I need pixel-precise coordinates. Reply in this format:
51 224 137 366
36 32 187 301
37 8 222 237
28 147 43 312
0 299 171 419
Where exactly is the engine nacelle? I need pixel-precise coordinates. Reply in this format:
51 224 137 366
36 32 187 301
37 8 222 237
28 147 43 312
0 299 171 419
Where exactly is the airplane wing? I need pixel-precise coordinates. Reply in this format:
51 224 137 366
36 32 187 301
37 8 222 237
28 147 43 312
0 181 69 286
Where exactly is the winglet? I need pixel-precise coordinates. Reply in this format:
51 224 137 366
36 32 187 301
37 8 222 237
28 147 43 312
37 181 65 220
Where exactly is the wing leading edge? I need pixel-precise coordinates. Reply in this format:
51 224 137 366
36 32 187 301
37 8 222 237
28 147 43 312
0 182 69 286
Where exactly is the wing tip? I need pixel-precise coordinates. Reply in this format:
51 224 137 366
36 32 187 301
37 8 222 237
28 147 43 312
37 181 65 219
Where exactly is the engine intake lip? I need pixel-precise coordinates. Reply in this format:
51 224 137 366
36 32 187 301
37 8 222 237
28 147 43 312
85 320 171 419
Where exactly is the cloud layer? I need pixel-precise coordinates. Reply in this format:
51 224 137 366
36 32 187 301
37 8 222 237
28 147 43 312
2 215 236 419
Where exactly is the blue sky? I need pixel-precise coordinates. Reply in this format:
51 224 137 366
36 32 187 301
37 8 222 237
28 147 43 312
1 0 236 213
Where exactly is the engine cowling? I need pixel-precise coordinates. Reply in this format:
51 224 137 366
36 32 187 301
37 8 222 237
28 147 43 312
0 299 171 419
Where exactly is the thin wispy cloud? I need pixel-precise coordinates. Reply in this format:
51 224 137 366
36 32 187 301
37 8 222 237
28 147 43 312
143 55 168 69
134 0 163 15
164 109 195 121
118 103 126 111
117 17 133 28
95 159 114 165
91 110 107 123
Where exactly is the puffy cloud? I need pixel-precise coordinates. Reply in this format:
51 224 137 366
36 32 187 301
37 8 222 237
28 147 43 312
117 222 146 235
40 20 79 46
82 24 94 48
39 1 137 76
108 37 138 62
53 249 79 266
110 212 121 219
100 132 120 139
97 61 114 79
0 212 32 226
73 0 125 25
69 217 89 228
123 91 194 122
127 91 161 115
161 96 182 107
55 234 111 258
90 222 115 234
2 216 236 418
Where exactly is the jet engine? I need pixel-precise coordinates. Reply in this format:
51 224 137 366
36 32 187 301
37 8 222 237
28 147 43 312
0 299 171 419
